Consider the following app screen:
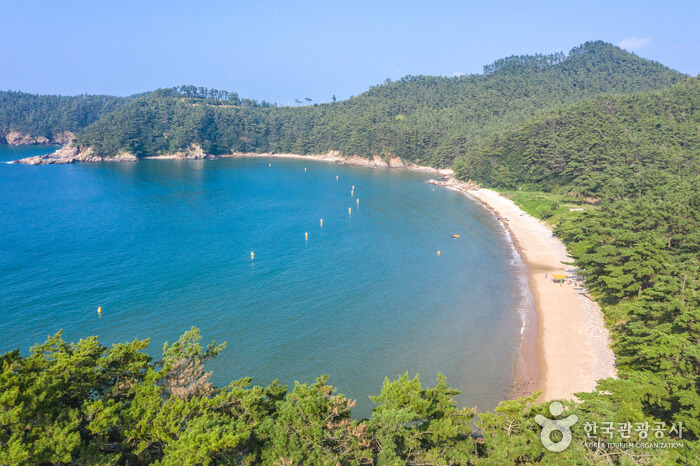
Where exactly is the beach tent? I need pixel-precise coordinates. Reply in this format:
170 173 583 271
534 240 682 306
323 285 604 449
551 274 567 283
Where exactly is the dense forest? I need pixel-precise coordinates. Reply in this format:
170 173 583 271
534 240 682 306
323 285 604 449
2 41 699 463
70 41 685 165
454 77 700 196
0 92 132 143
2 328 695 464
456 76 700 463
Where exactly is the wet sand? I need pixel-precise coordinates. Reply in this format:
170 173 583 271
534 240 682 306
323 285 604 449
466 188 616 401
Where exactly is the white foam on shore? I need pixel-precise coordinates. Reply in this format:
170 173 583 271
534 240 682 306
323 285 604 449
447 187 538 395
458 189 534 338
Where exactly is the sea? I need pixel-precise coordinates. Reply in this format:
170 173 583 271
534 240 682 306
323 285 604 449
0 144 531 417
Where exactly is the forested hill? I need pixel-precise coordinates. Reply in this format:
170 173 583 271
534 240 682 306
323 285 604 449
449 74 700 457
454 76 700 197
74 41 686 165
0 92 132 143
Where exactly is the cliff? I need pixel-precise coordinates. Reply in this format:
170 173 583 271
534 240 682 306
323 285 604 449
3 130 74 145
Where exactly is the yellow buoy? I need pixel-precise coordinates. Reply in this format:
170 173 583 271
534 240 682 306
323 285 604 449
357 198 360 205
437 251 441 255
349 207 352 215
336 175 338 180
269 163 271 167
305 232 308 240
251 251 255 260
320 219 323 227
97 306 102 316
304 167 307 172
352 185 355 190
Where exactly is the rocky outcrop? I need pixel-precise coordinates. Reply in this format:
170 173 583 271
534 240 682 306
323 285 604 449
426 175 480 191
3 130 75 145
51 131 74 145
142 144 216 160
171 144 212 159
5 131 48 145
13 144 138 165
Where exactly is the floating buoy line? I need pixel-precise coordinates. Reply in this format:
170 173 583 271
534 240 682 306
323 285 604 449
244 179 447 260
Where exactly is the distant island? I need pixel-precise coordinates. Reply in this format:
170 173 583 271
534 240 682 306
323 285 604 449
1 40 697 463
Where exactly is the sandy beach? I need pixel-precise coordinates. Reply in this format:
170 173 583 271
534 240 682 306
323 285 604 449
465 188 616 401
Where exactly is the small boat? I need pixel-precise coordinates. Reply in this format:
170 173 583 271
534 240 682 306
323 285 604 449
452 234 460 238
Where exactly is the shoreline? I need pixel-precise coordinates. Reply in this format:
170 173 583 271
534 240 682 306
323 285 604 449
151 151 455 175
11 144 452 175
464 188 616 401
11 146 615 401
468 193 540 400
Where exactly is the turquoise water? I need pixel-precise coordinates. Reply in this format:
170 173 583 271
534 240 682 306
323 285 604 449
0 145 526 417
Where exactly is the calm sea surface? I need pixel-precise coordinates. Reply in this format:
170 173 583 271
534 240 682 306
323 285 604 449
0 145 528 417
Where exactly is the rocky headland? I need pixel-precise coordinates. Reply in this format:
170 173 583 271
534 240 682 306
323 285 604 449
12 144 138 165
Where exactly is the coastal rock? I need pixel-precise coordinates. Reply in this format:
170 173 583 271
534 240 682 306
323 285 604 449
51 131 74 145
13 144 138 165
388 156 405 168
144 144 216 160
3 130 75 145
334 154 404 169
172 144 212 159
4 131 45 145
426 175 479 191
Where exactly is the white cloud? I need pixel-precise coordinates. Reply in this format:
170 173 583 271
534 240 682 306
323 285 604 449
617 36 652 52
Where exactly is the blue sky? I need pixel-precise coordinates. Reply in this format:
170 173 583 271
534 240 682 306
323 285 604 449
1 0 698 104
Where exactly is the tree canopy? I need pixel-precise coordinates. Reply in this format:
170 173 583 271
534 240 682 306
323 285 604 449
2 40 698 463
69 41 686 164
